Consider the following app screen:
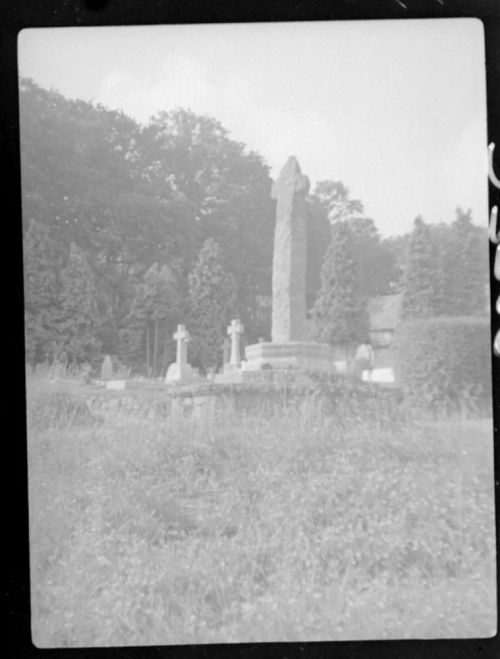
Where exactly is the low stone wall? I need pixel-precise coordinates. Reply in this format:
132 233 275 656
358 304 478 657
83 379 403 421
85 390 171 420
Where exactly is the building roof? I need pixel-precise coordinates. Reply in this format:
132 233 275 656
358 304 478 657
368 294 402 332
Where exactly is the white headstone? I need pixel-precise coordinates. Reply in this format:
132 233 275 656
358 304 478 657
174 324 190 366
362 367 395 384
165 324 198 384
106 379 126 390
227 319 244 367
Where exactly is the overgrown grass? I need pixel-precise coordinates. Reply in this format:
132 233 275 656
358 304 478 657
27 379 497 646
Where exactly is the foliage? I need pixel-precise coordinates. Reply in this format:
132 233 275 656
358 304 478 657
347 217 400 297
188 239 237 371
20 80 275 367
27 380 496 645
440 207 488 316
20 78 488 374
382 213 489 316
313 180 363 225
58 243 101 364
312 221 369 349
394 317 492 406
121 263 183 376
381 233 408 292
23 219 61 364
27 388 102 430
305 197 332 314
140 108 275 342
144 263 182 377
309 183 399 298
400 216 443 320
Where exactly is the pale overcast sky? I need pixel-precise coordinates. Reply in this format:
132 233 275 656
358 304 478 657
18 19 488 237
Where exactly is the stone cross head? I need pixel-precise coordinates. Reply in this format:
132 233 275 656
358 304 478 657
174 324 190 343
271 156 310 203
227 318 244 337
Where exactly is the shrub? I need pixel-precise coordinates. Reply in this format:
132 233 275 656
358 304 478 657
27 390 102 430
393 317 491 406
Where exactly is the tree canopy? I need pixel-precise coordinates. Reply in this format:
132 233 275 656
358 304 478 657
20 79 274 371
312 221 369 350
20 78 488 373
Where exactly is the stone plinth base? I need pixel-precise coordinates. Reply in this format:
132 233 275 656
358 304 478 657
214 370 244 384
213 362 244 384
105 379 126 390
244 341 334 372
165 362 202 385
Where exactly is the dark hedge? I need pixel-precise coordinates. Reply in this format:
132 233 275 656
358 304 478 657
393 317 492 406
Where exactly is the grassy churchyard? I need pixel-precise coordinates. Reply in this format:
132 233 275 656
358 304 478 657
27 376 496 646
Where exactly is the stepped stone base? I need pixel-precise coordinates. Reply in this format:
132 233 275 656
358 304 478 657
165 362 202 385
243 341 334 372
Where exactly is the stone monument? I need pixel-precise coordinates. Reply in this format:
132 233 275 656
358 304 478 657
227 319 244 368
214 319 246 383
165 324 199 384
244 156 333 372
101 354 113 381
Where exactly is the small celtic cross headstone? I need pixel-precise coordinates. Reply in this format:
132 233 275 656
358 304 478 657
174 324 190 367
227 319 244 367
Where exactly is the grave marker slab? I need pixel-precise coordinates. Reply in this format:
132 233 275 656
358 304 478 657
227 319 244 367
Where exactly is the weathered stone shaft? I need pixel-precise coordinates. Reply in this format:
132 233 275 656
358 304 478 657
271 156 310 343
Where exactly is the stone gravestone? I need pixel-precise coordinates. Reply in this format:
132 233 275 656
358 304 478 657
214 320 246 383
101 355 113 381
165 324 198 384
227 319 244 368
243 156 334 373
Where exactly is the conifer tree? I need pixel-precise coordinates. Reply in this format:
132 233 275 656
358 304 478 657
23 219 60 365
443 208 487 316
401 216 442 320
312 221 369 350
59 242 100 364
188 239 237 371
120 279 148 373
144 263 182 377
122 263 182 376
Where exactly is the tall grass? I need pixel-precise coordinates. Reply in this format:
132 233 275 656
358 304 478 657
27 381 497 646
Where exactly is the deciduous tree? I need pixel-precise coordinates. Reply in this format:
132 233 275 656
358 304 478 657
401 216 442 320
23 219 60 365
58 243 100 364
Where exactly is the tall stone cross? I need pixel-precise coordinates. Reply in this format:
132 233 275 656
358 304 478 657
227 319 244 366
174 324 190 367
271 156 310 343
